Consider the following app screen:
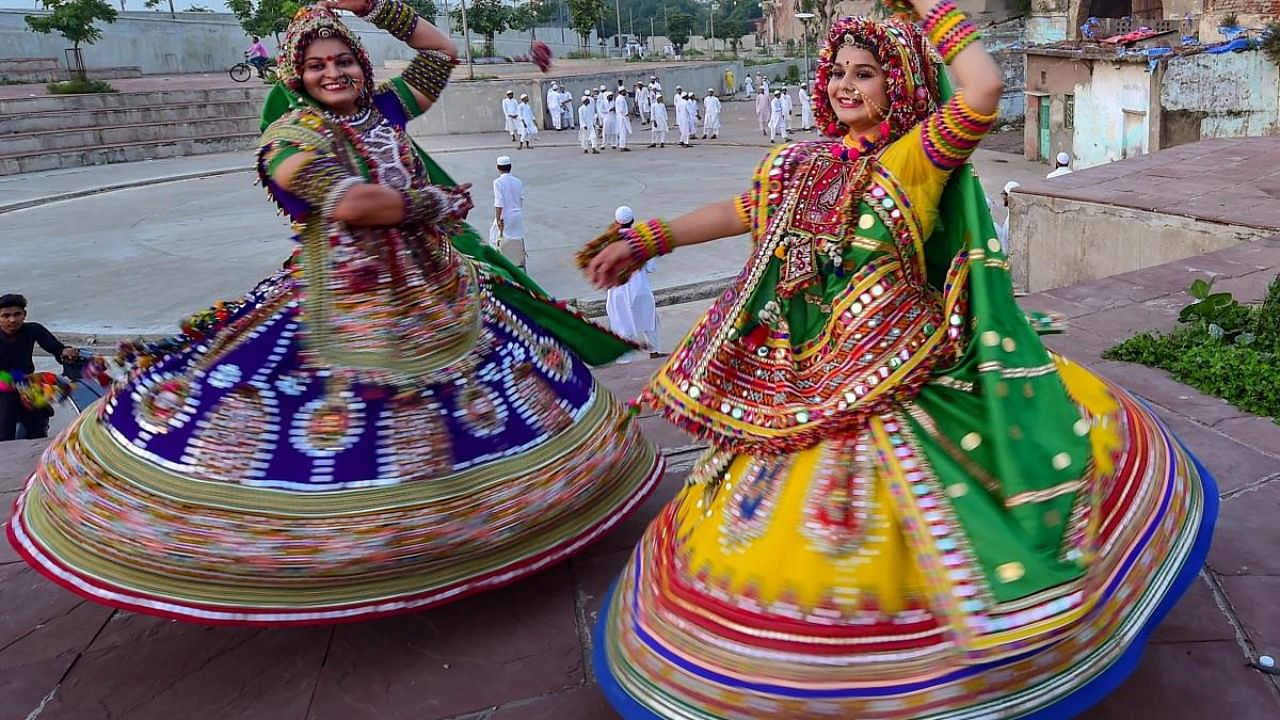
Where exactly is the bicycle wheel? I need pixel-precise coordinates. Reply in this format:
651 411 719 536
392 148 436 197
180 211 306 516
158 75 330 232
229 63 252 83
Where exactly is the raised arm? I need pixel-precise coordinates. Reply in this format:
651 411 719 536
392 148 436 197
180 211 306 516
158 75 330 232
585 199 746 289
909 0 1003 116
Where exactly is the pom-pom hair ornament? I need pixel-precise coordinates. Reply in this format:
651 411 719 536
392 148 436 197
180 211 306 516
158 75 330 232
515 41 553 72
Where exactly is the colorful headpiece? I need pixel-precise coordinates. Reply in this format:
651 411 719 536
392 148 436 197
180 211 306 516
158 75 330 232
813 16 941 140
276 5 377 107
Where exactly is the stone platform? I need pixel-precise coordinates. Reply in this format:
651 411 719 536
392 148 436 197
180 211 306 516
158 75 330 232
1009 136 1280 293
3 241 1280 719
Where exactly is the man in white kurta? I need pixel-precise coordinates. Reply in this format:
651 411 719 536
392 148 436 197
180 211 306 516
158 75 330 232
578 96 599 153
560 87 575 129
606 206 660 361
754 88 769 135
490 156 528 269
614 91 633 151
547 83 562 130
744 75 754 97
701 89 721 139
779 86 793 133
768 90 786 142
636 82 650 125
798 83 815 130
596 89 612 147
516 95 538 148
648 94 669 147
501 90 519 141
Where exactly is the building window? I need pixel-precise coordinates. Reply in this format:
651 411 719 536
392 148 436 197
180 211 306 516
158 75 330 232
1064 95 1075 130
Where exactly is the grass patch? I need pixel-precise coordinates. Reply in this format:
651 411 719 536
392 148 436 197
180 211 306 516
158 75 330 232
1103 274 1280 421
47 78 117 94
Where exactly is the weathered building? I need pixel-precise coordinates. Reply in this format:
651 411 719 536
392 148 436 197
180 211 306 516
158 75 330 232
1024 44 1280 167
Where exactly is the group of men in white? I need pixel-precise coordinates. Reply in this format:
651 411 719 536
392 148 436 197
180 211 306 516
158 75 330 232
498 75 745 152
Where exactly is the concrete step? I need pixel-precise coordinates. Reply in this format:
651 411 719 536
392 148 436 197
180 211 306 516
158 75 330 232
0 99 262 135
0 86 270 116
0 132 259 176
0 115 259 154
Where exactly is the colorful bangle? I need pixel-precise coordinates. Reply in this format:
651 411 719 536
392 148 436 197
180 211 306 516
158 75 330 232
403 50 455 104
362 0 419 43
623 219 674 267
400 185 449 226
923 0 981 64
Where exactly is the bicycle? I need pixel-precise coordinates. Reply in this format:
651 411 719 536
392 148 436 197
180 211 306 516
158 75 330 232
229 55 277 83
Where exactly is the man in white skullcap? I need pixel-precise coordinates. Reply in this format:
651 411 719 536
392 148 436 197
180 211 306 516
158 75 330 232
602 91 617 148
648 92 669 148
595 87 611 145
605 205 662 361
501 89 519 142
578 95 600 154
1046 152 1073 179
779 85 793 134
768 89 787 143
998 181 1020 253
547 82 563 130
560 84 575 130
798 82 815 131
516 94 538 149
615 89 633 151
701 88 721 139
491 156 528 269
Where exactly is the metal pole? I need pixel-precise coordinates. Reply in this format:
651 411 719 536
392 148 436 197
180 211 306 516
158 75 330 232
615 0 622 57
460 0 474 79
709 1 715 58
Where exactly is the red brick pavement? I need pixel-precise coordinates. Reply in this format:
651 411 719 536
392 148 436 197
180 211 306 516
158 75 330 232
3 239 1280 719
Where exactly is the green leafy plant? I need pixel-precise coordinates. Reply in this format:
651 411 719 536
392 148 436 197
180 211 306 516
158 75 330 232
25 0 119 79
1262 22 1280 67
451 0 509 57
566 0 604 49
1105 274 1280 422
47 77 117 93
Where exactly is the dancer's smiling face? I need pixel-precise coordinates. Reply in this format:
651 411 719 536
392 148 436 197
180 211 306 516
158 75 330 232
826 45 890 135
301 37 365 115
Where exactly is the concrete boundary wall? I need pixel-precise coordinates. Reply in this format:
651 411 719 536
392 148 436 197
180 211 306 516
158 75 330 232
0 10 603 75
1007 193 1274 292
408 62 743 136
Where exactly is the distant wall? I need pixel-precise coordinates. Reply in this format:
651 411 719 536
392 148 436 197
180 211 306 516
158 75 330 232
1158 50 1280 148
0 10 603 75
1073 60 1151 169
407 62 743 136
1008 193 1272 292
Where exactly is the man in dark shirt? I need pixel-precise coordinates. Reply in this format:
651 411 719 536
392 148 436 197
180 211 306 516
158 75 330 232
1 294 78 441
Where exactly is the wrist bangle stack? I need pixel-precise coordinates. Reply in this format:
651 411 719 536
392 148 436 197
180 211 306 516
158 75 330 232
362 0 419 43
622 219 675 267
399 186 449 226
403 50 456 104
923 0 981 64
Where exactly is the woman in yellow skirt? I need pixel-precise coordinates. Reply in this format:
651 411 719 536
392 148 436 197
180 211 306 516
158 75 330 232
578 2 1216 717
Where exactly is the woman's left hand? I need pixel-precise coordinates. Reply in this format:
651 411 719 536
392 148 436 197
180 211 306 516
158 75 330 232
586 241 633 289
316 0 372 15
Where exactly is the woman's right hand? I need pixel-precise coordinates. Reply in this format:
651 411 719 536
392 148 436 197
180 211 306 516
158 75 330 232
586 241 634 289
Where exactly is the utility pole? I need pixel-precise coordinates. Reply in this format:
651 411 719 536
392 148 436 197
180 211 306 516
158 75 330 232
460 0 474 79
615 0 622 57
709 0 715 57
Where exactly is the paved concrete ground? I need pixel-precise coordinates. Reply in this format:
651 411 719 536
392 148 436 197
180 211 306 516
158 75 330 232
3 241 1280 720
4 108 1038 338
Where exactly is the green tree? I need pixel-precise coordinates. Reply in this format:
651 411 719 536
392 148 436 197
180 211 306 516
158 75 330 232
406 0 437 23
566 0 605 48
796 0 839 35
509 0 554 43
227 0 305 42
25 0 118 78
713 0 762 55
451 0 509 56
666 10 694 54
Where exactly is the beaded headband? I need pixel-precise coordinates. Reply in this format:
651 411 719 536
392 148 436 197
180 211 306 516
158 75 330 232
814 16 941 140
276 5 377 107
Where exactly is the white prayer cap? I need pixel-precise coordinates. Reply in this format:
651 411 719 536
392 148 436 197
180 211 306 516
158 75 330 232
496 155 512 166
505 89 513 95
1003 180 1020 194
519 93 529 99
707 88 714 92
600 84 607 90
614 206 635 224
1056 152 1071 165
